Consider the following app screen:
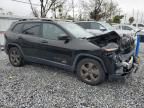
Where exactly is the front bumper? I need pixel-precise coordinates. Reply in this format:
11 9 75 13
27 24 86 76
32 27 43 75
109 49 139 77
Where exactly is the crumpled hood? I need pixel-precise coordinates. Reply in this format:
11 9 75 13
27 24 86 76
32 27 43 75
87 31 121 47
87 31 135 53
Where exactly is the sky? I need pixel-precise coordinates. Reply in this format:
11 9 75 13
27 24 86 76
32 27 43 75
0 0 144 21
117 0 144 15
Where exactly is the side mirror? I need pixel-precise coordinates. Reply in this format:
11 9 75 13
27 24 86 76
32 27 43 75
100 26 107 31
58 35 71 41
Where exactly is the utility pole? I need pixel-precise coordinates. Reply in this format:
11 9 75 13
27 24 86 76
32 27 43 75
72 0 74 21
132 9 135 18
136 10 139 23
110 0 112 19
141 13 143 23
41 0 43 17
124 14 127 24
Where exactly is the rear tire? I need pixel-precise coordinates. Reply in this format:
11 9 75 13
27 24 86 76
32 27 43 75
8 47 24 67
76 58 105 85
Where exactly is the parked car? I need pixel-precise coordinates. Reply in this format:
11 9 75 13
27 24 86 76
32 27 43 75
132 23 144 30
76 21 134 37
4 19 138 85
114 24 144 42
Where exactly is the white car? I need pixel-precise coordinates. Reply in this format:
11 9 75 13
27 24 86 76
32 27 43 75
76 21 134 37
132 23 144 30
113 24 144 36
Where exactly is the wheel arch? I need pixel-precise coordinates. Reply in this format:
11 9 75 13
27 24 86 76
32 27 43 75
6 43 24 56
72 54 107 74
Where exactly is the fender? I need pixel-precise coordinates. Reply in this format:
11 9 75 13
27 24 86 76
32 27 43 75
72 53 107 73
6 43 25 56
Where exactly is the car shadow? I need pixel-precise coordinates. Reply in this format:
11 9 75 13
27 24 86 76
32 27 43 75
25 62 129 85
5 61 132 87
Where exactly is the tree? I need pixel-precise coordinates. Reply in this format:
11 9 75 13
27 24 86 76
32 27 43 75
57 1 73 19
85 0 104 20
112 15 124 23
29 0 66 18
80 0 120 21
129 17 134 24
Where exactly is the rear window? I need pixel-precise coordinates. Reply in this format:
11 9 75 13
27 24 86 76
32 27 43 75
12 23 23 33
22 23 41 36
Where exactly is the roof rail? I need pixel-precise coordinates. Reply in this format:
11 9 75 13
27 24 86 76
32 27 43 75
54 19 74 21
19 18 53 21
18 18 75 22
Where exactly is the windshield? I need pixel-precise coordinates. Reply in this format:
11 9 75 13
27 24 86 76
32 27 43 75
100 22 114 31
58 22 94 38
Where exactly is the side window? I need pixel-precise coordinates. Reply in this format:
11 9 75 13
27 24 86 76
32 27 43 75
76 22 90 29
42 23 66 40
83 22 91 29
22 23 41 36
133 24 136 27
138 24 144 27
114 25 120 30
12 23 23 33
122 26 132 30
91 22 105 30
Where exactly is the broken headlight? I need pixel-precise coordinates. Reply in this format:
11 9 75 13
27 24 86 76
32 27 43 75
102 43 119 52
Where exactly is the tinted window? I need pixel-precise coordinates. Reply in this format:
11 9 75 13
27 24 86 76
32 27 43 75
42 23 66 40
77 22 91 29
22 23 41 36
133 24 136 27
58 22 93 38
138 24 144 27
122 26 133 30
12 23 23 33
114 25 121 30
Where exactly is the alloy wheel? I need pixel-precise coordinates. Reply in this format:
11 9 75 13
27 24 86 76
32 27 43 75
80 62 100 82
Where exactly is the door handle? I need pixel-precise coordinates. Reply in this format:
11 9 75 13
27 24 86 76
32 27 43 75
41 40 48 43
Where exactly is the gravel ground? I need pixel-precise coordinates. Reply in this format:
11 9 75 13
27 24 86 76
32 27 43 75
0 44 144 108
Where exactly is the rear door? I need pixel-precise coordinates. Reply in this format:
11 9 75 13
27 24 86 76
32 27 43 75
18 22 42 58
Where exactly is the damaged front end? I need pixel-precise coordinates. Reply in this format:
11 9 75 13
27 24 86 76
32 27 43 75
88 31 139 77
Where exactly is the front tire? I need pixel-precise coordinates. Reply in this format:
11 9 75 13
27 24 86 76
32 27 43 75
8 47 24 67
76 58 105 85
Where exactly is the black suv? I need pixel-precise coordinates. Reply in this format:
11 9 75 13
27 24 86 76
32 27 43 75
4 19 138 85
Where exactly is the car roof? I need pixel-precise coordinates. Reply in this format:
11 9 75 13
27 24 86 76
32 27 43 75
76 21 97 23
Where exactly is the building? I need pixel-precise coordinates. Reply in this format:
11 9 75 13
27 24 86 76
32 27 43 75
0 15 23 49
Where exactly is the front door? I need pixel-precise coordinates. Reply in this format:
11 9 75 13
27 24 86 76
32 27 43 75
37 22 73 66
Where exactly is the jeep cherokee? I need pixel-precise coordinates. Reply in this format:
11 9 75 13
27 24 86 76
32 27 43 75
4 19 138 85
